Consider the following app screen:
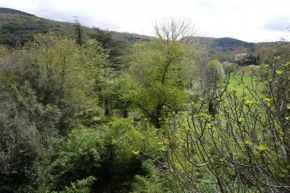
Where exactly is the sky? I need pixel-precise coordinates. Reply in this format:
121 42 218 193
1 0 289 43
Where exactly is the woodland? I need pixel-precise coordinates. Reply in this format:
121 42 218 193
0 8 290 193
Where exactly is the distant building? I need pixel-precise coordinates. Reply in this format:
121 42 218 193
235 53 247 62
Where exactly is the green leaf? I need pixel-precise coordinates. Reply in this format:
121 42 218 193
132 150 140 155
258 144 267 152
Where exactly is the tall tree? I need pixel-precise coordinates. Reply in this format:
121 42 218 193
89 28 129 116
74 16 84 46
128 19 195 128
90 28 128 71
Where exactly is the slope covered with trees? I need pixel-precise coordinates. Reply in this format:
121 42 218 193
0 8 152 47
0 7 276 53
1 8 290 193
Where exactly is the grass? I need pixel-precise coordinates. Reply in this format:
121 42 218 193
228 74 263 99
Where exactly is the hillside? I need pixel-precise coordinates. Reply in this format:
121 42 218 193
1 7 289 193
0 7 35 17
0 8 153 47
214 37 255 52
0 7 273 54
0 12 76 46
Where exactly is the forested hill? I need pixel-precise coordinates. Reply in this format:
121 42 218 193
0 7 153 47
1 7 290 193
214 37 255 52
0 7 271 53
187 36 257 56
0 7 35 16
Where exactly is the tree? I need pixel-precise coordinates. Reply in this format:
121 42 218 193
128 19 195 128
15 34 108 135
137 57 290 192
0 83 55 193
89 29 129 116
202 60 225 92
201 60 226 116
58 176 96 193
105 73 134 118
89 28 129 72
74 16 84 46
21 34 108 109
51 128 104 192
0 34 109 192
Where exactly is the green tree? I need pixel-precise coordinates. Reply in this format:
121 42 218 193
202 60 225 91
96 119 146 192
105 73 134 118
51 128 105 192
0 34 108 192
128 19 195 128
89 29 129 116
74 16 84 46
89 28 128 71
0 84 55 193
137 57 290 192
57 176 96 193
15 34 108 135
22 33 97 106
201 60 226 116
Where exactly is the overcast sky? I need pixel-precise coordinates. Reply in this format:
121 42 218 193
1 0 289 42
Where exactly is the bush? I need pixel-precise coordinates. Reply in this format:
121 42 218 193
223 63 236 75
51 128 104 192
95 119 146 192
203 60 225 91
57 176 96 193
0 88 53 193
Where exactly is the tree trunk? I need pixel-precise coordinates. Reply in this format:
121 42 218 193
105 99 110 116
152 103 163 128
123 108 128 118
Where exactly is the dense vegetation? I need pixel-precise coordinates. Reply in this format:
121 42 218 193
0 8 152 48
1 9 290 193
0 8 277 54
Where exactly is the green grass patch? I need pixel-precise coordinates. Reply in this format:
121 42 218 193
228 74 262 99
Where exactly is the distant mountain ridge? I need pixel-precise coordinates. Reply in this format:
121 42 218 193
0 7 35 17
215 37 255 52
0 7 274 55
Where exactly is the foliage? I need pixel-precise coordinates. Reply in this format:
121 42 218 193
22 34 98 106
89 28 129 71
130 161 171 193
1 14 290 193
0 13 75 47
12 34 107 135
95 118 147 192
0 85 54 193
0 33 106 192
105 73 135 117
223 62 237 75
136 57 290 192
51 128 104 192
56 176 96 193
88 30 129 116
128 28 193 127
202 60 225 91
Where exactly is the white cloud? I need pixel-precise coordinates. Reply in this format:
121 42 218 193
0 0 289 42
